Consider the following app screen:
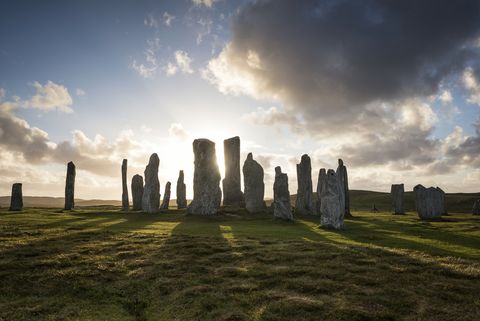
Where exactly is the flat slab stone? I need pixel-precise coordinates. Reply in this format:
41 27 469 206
242 153 266 213
320 169 344 230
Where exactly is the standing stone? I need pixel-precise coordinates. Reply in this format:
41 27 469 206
9 183 23 211
242 153 266 213
414 184 443 219
320 169 344 229
336 159 351 217
273 166 293 221
187 139 222 215
160 181 171 210
222 136 244 206
473 199 480 215
121 159 129 211
176 170 187 209
295 154 315 215
316 168 327 215
142 153 160 213
437 187 447 215
64 161 76 210
131 174 144 211
391 184 405 214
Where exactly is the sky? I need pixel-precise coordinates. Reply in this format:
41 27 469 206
1 0 480 200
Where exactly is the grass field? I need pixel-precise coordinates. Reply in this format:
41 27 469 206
0 207 479 320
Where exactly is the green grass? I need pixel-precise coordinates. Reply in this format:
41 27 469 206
0 207 479 320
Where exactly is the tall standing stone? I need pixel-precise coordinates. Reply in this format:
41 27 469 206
222 136 244 206
295 154 315 215
414 184 443 219
320 169 344 229
473 199 480 215
242 153 266 213
64 161 76 210
9 183 23 211
336 159 351 217
316 168 327 215
160 181 171 210
121 159 129 211
142 153 160 213
187 139 222 215
391 184 405 214
273 166 293 221
176 170 187 209
131 174 144 211
437 187 447 215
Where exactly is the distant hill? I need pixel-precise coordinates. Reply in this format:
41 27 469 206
1 190 479 213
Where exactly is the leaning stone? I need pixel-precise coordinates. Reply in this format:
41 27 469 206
316 168 327 215
473 199 480 215
160 181 171 210
64 161 76 210
131 175 144 211
273 166 293 221
9 183 23 211
121 159 129 211
142 153 160 213
222 136 244 206
414 184 442 220
391 184 405 214
242 153 266 213
320 169 344 229
176 170 187 209
187 139 222 215
336 159 351 217
295 154 315 215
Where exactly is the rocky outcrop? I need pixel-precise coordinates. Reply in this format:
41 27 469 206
295 154 315 215
176 170 187 209
273 166 293 221
64 161 76 210
160 181 171 210
187 139 222 215
142 153 160 213
320 169 344 229
242 153 266 213
222 136 244 206
391 184 405 214
131 175 144 211
121 159 129 211
9 183 23 211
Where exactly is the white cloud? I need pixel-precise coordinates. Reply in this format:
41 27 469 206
24 81 73 113
144 14 159 28
192 0 218 8
463 67 480 105
163 12 175 26
438 90 452 104
164 50 193 76
76 88 86 96
196 18 213 44
168 123 189 140
0 88 5 100
131 38 160 78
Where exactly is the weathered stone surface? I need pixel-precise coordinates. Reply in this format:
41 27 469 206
316 168 327 215
320 169 344 229
414 184 445 219
391 184 405 214
121 159 129 211
473 199 480 215
142 153 160 213
9 183 23 211
437 187 447 215
273 166 293 221
295 154 315 215
160 181 171 210
131 174 144 211
222 136 244 206
187 139 222 215
336 159 351 217
242 153 266 213
176 170 187 209
64 161 76 210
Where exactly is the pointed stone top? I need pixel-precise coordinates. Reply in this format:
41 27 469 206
338 159 343 166
247 152 253 160
300 154 310 162
275 166 282 176
414 184 425 190
166 181 171 187
67 161 75 166
148 153 159 164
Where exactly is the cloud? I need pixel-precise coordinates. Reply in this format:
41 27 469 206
438 90 453 104
144 14 159 29
192 0 218 8
243 106 306 135
24 81 73 112
76 88 86 96
0 88 5 100
168 123 189 140
131 38 160 78
163 12 175 26
463 67 480 105
164 50 193 76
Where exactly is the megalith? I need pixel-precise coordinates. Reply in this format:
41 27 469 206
121 159 129 211
9 183 23 211
273 166 293 221
222 136 244 206
187 139 222 215
142 153 160 213
320 169 344 229
336 159 351 217
391 184 405 214
242 153 266 213
414 184 444 219
64 161 76 210
316 168 326 215
473 199 480 215
295 154 315 215
131 174 144 211
176 170 187 209
160 181 171 210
